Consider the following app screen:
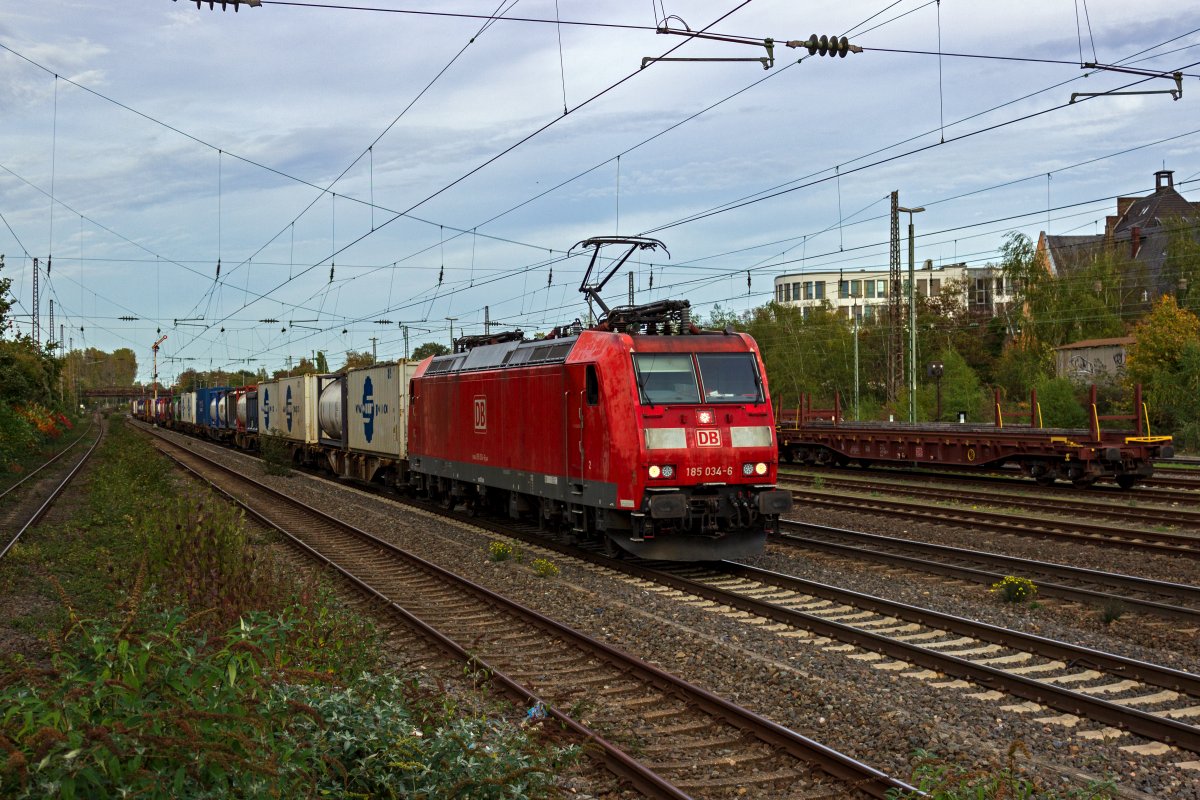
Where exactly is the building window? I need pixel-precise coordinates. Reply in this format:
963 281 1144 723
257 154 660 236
917 279 927 297
815 281 826 300
931 278 941 294
783 283 791 302
876 279 887 297
792 282 801 301
974 278 988 305
838 280 850 299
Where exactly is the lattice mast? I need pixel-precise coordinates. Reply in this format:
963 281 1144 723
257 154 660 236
32 257 40 346
887 192 902 404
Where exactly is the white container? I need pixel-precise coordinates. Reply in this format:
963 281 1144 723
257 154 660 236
260 374 318 443
180 392 196 425
344 361 418 457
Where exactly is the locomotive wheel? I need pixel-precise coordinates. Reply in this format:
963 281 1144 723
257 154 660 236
1034 474 1056 487
1115 474 1138 490
1072 476 1097 488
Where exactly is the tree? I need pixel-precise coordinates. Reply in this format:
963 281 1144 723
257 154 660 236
0 337 62 406
337 351 376 371
999 231 1124 349
1161 214 1200 318
315 351 329 373
1125 295 1200 435
991 334 1054 400
910 347 986 422
411 342 450 361
0 257 13 337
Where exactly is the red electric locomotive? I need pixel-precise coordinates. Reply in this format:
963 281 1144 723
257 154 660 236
407 238 792 560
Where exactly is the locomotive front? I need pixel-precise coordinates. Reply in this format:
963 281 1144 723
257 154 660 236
618 332 793 559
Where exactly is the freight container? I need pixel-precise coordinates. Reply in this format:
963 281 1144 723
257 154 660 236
181 392 197 426
260 374 318 443
317 374 345 449
194 387 230 429
235 388 258 432
345 361 418 457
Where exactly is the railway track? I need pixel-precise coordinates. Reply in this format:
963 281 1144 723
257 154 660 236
481 526 1200 762
781 464 1200 498
1 414 103 561
779 474 1200 532
785 486 1200 557
142 425 913 799
774 521 1200 624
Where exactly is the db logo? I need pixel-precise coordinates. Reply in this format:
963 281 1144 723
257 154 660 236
474 396 487 432
696 429 721 447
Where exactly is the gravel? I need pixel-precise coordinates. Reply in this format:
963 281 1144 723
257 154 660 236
160 427 1200 799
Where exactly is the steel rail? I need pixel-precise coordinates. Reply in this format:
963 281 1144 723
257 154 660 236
0 416 95 503
147 437 695 800
778 473 1200 529
1 417 104 561
780 464 1199 500
789 488 1200 557
145 427 915 799
775 521 1200 622
439 516 1200 755
656 561 1200 753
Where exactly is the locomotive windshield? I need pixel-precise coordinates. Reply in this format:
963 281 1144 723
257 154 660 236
633 352 763 405
633 353 701 404
696 353 764 403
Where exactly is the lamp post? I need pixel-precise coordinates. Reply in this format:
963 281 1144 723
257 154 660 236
445 316 458 350
898 205 924 422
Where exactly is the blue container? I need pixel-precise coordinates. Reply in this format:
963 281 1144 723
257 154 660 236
194 387 230 428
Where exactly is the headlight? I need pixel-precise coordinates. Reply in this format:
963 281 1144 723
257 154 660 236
742 463 755 476
755 462 768 476
661 465 675 479
648 465 662 479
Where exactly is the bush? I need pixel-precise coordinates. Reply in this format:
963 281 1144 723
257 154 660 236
530 558 559 578
991 575 1037 603
259 434 292 477
0 609 575 800
1034 378 1088 428
489 540 514 562
0 402 39 467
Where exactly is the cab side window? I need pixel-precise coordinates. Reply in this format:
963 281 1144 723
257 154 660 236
585 365 599 405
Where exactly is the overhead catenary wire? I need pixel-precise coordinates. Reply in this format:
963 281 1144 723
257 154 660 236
190 181 1200 370
5 7 1197 374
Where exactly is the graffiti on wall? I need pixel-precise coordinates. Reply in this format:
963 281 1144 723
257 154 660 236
1065 348 1126 380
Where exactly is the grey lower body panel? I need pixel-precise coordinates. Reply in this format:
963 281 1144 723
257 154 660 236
409 455 619 509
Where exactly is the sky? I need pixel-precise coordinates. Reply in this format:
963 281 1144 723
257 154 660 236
2 0 1198 384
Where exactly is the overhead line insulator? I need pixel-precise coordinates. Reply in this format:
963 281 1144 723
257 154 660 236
786 35 862 58
176 0 262 12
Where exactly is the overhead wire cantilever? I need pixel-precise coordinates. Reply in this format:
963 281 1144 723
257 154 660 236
1071 63 1185 103
645 22 776 69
